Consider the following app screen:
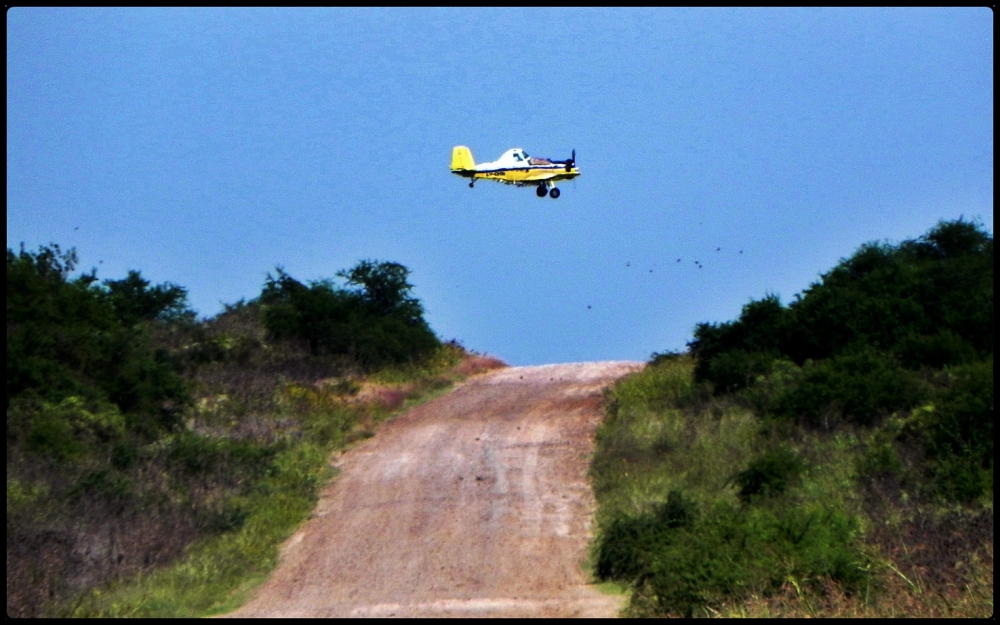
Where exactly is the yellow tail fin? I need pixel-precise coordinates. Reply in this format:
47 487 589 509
451 146 475 171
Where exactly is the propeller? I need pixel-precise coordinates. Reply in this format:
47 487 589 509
565 149 576 172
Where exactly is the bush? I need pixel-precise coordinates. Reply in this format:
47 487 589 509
897 330 977 369
7 244 191 436
167 432 276 478
854 441 904 484
601 218 993 617
608 355 695 413
737 358 802 414
653 489 699 528
690 294 788 391
922 357 993 503
14 395 125 461
68 469 132 502
260 261 440 368
774 349 924 428
649 350 685 366
735 445 805 504
686 217 992 390
599 500 870 617
702 349 777 394
594 490 698 582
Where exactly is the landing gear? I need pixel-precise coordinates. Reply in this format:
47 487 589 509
469 181 475 188
537 182 561 198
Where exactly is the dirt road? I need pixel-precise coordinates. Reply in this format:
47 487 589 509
224 361 643 618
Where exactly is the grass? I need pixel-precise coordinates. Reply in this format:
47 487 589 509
588 356 993 617
592 357 759 521
713 543 993 618
67 442 331 617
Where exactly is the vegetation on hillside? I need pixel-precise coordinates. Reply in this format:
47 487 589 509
7 246 504 617
8 217 992 617
260 260 440 367
590 218 993 617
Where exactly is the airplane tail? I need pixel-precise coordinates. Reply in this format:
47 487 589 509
451 146 475 171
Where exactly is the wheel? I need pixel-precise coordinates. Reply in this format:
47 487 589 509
549 187 561 199
469 181 475 188
536 185 548 197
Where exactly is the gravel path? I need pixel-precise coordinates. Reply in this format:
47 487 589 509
224 361 642 618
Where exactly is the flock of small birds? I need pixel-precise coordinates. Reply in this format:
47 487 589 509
586 246 748 310
625 246 745 273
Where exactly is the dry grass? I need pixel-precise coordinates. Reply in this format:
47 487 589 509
455 354 508 377
590 358 993 619
716 542 992 617
8 339 500 618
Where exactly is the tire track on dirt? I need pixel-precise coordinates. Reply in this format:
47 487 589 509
224 361 642 618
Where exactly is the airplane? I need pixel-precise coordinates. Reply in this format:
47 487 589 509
450 146 580 198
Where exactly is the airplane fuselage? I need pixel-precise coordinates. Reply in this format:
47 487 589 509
456 165 580 186
451 147 580 198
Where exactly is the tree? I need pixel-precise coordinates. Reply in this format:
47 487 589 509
260 260 440 367
7 244 189 435
102 270 191 326
689 217 992 388
675 218 993 502
338 259 425 322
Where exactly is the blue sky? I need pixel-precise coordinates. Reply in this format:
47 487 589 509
7 8 993 366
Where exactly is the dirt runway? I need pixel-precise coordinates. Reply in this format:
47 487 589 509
224 361 642 618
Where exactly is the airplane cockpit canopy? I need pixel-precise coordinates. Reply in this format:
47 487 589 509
506 148 529 163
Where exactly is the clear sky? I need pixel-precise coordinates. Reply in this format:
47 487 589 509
7 8 994 366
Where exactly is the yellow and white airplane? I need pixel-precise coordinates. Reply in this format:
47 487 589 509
450 146 580 198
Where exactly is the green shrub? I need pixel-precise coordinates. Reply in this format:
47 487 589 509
609 356 695 412
167 432 275 477
7 244 191 436
922 357 993 502
111 441 137 469
595 513 672 582
6 478 49 517
261 261 440 368
928 456 991 504
653 489 699 528
897 330 977 369
737 358 802 414
604 500 869 617
594 490 698 581
735 445 805 504
854 442 904 483
702 349 777 394
21 396 125 461
690 294 788 391
649 350 685 365
774 350 924 428
601 218 992 617
102 269 190 326
686 218 992 390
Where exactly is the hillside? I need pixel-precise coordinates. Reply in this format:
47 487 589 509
6 250 502 617
7 217 992 618
588 218 992 617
